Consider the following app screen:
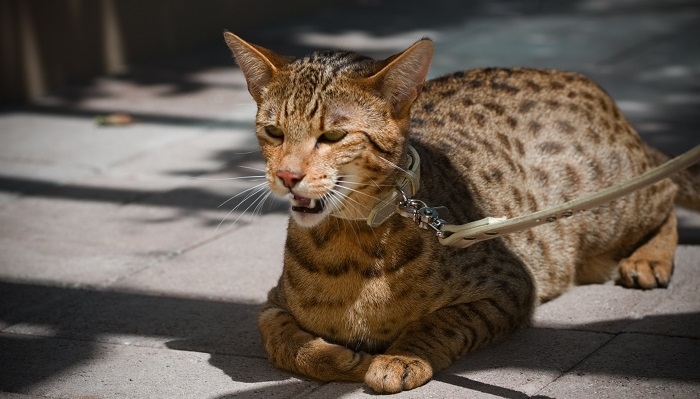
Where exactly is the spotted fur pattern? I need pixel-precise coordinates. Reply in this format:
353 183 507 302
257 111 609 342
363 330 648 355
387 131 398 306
224 33 699 393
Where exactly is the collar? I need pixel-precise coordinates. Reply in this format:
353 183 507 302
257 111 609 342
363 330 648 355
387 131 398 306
365 145 421 227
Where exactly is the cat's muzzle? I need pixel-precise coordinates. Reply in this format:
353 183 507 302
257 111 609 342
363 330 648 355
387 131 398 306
291 194 325 214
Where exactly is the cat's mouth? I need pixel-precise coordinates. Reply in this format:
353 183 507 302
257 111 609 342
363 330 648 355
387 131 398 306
291 193 325 214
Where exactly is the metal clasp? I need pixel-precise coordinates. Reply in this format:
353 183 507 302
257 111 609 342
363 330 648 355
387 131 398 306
396 189 449 239
417 207 448 238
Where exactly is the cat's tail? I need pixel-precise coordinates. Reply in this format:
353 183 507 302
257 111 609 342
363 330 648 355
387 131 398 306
645 144 700 211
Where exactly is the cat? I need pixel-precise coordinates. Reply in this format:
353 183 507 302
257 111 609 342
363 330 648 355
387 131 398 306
223 32 700 393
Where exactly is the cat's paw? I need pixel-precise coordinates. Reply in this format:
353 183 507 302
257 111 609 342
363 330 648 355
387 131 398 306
364 354 433 393
619 258 673 289
295 338 373 382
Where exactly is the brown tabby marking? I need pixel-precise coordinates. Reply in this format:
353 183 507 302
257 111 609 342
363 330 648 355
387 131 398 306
224 32 700 393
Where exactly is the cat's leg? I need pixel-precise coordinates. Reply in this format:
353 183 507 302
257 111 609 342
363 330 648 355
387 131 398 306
365 299 527 393
258 304 373 382
618 210 677 289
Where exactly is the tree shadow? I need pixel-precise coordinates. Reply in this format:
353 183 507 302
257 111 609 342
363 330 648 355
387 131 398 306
0 174 287 219
432 374 544 399
0 281 277 392
1 279 698 396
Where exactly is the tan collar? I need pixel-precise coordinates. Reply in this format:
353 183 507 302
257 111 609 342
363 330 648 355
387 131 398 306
366 145 421 227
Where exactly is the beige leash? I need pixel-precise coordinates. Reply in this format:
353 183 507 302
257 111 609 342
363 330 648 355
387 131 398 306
389 145 700 248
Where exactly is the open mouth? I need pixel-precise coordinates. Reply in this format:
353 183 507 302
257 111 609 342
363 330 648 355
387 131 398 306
291 194 325 214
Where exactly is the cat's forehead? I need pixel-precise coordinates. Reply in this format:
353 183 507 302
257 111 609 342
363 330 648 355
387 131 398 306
292 50 378 76
259 50 384 125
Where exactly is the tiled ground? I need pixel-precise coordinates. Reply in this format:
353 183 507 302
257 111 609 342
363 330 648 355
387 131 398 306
1 1 699 397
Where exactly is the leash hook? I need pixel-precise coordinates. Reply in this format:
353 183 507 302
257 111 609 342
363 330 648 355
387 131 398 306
396 188 449 239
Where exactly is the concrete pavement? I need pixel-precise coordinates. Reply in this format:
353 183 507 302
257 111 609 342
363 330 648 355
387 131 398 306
1 0 699 397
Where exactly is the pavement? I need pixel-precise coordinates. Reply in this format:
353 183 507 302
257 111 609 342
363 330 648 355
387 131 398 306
1 0 700 398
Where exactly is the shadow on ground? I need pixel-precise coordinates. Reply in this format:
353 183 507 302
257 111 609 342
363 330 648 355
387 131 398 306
1 280 698 397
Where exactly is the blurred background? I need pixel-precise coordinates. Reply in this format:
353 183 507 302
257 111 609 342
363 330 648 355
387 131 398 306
1 0 349 104
2 0 698 145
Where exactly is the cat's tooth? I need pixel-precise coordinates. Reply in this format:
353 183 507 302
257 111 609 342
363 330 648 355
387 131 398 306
308 199 316 208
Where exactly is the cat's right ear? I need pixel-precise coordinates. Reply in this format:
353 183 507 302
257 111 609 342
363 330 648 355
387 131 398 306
367 38 434 118
223 32 293 103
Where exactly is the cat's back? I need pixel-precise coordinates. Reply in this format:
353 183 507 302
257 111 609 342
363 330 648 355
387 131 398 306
412 67 645 161
411 67 649 213
409 68 676 296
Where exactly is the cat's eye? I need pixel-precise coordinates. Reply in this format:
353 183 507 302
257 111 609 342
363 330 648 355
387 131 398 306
264 125 284 139
319 130 347 143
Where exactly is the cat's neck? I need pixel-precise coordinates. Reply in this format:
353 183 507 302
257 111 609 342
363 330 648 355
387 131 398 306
330 145 420 228
291 210 418 252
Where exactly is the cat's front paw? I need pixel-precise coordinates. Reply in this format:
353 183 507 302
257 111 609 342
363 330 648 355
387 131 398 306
365 354 433 393
619 258 673 289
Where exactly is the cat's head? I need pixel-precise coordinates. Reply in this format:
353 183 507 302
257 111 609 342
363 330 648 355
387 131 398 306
224 33 433 227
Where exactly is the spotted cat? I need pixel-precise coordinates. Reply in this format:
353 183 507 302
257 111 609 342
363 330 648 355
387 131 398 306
224 32 700 393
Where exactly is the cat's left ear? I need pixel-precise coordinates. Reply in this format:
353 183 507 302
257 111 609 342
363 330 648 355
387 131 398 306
224 32 293 103
368 38 434 117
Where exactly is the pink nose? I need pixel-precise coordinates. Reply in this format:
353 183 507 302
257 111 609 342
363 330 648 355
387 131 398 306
276 170 304 189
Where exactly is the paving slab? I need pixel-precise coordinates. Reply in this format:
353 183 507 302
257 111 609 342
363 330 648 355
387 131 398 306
0 159 97 200
623 245 700 338
1 284 265 358
36 69 255 122
533 245 700 335
306 328 613 398
0 333 318 399
0 192 21 209
0 213 288 358
429 10 698 76
0 282 83 332
0 112 201 173
44 165 274 215
536 333 700 399
0 196 230 287
107 127 260 179
111 213 288 302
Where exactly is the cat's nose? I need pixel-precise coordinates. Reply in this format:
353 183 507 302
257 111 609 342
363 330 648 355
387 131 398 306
276 170 304 189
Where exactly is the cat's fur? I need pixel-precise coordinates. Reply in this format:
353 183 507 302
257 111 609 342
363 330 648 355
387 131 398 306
224 33 700 393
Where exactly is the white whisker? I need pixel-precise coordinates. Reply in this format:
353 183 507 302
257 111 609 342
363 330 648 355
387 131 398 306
191 175 266 181
238 165 267 172
251 190 275 220
328 190 374 231
378 156 407 174
216 184 271 232
336 182 381 202
336 173 395 196
332 187 373 211
327 192 363 242
217 182 269 208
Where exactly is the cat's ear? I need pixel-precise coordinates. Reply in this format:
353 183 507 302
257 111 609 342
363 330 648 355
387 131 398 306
368 38 434 117
224 32 293 102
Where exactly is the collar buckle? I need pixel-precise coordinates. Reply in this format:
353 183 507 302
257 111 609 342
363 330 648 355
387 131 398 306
396 194 449 238
366 145 422 227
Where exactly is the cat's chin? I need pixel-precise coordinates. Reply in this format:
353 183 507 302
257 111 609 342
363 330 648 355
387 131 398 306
287 194 329 227
290 207 329 227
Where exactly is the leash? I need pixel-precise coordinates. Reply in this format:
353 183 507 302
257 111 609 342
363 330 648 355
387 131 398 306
380 145 700 248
